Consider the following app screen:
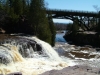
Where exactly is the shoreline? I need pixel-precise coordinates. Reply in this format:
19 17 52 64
2 65 100 75
40 65 100 75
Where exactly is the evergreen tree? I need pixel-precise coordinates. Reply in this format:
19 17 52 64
0 0 4 10
4 0 10 14
72 17 79 34
9 0 14 11
22 0 28 15
13 0 23 15
29 0 52 44
48 13 56 46
8 0 17 19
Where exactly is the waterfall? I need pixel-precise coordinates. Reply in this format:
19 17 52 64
0 44 24 64
0 36 68 75
28 36 62 61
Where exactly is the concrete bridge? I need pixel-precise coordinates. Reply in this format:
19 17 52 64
46 9 100 31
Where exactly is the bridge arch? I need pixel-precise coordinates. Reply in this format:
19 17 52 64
46 9 99 31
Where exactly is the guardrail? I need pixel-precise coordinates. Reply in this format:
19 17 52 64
46 8 98 14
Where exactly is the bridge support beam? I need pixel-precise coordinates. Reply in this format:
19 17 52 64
47 9 99 31
54 14 99 31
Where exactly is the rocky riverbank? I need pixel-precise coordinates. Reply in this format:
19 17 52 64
64 31 100 47
1 65 100 75
0 34 100 75
40 65 100 75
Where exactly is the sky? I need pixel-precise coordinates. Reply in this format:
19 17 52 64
45 0 100 23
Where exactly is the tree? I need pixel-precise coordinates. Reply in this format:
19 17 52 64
29 0 52 44
48 13 56 46
66 23 73 31
13 0 23 15
4 0 10 14
72 17 79 34
22 0 29 15
93 5 100 13
0 1 3 10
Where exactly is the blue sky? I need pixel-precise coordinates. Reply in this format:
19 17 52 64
45 0 100 23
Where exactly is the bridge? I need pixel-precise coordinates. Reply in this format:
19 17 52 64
46 9 100 31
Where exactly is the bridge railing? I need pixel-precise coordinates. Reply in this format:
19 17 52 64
46 8 98 14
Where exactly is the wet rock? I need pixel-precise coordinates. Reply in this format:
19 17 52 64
36 44 42 51
40 65 100 75
64 32 99 47
80 47 90 50
0 28 5 34
0 50 12 65
96 48 100 52
7 72 22 75
69 51 95 59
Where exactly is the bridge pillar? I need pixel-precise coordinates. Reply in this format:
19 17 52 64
96 18 98 25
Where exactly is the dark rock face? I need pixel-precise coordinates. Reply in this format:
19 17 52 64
36 44 42 51
64 32 100 47
0 28 5 33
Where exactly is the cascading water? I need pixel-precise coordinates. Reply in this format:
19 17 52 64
0 35 68 75
27 36 62 61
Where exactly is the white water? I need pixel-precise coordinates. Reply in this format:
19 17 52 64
0 36 69 75
54 41 100 68
2 31 100 75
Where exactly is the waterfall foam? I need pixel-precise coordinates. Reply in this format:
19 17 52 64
28 36 62 61
0 36 68 75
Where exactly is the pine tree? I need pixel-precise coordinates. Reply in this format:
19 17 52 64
8 0 17 19
13 0 23 15
4 0 10 14
48 13 56 46
29 0 52 44
22 0 28 15
72 17 79 34
0 0 4 10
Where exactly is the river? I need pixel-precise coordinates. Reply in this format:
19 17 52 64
0 33 100 75
54 31 100 68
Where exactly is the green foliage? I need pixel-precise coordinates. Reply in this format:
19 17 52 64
72 23 79 32
71 18 79 34
66 23 73 31
0 0 57 45
22 0 29 15
3 0 9 13
48 13 56 46
66 21 79 34
13 0 23 15
28 0 52 44
0 1 3 10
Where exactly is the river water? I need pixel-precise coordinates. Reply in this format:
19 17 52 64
0 35 68 75
0 33 100 75
55 31 100 68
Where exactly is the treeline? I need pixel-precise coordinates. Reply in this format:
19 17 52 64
0 0 56 46
54 23 68 30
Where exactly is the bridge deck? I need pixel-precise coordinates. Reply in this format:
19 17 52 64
46 9 99 17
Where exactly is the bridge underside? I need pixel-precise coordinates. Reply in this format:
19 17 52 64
46 9 99 31
53 14 98 31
